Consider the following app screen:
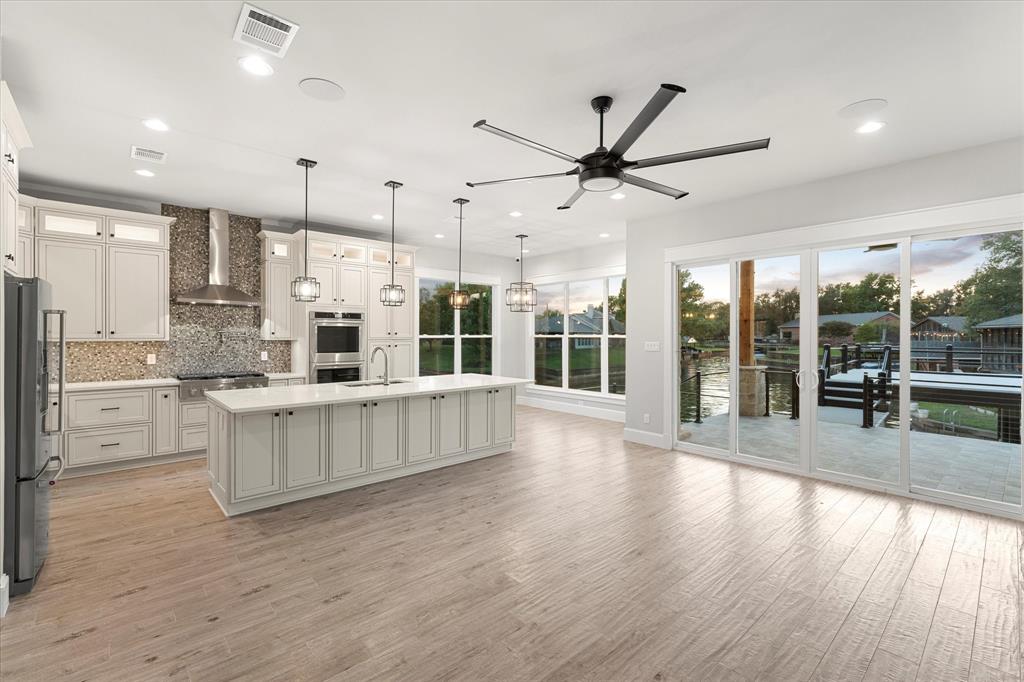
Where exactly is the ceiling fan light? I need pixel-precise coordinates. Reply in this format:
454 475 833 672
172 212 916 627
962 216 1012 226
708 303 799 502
291 275 320 303
579 166 623 192
449 289 471 310
380 283 405 306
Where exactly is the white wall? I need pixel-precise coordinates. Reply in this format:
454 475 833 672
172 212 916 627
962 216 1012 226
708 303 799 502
625 137 1024 444
524 241 626 280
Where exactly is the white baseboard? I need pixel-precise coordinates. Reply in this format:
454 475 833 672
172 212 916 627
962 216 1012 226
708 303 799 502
517 395 625 423
623 427 672 449
0 573 9 618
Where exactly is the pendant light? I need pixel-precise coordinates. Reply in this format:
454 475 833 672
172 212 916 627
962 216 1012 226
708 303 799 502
449 198 470 310
506 234 536 312
379 180 405 306
291 158 320 302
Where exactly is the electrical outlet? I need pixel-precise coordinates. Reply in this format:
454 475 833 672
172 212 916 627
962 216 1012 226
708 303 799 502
644 341 660 352
643 413 650 424
260 351 269 361
145 353 156 365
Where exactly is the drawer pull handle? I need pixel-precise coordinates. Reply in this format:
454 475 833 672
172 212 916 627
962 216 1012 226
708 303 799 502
100 406 121 411
100 442 120 447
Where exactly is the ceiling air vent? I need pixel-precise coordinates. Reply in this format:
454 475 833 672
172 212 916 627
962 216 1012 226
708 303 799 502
233 3 299 57
130 145 166 164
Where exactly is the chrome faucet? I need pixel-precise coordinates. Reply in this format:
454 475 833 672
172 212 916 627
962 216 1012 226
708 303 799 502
370 346 389 385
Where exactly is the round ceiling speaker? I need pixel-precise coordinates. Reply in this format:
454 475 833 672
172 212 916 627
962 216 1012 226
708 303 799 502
838 98 888 119
298 78 346 102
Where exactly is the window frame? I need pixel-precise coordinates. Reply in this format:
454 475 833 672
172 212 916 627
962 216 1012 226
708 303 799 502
528 266 627 399
416 269 499 377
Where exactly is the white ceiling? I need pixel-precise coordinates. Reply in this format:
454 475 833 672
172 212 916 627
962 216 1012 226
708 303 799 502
2 1 1021 257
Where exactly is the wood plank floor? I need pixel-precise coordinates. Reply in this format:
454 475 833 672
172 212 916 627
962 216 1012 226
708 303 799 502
1 406 1021 681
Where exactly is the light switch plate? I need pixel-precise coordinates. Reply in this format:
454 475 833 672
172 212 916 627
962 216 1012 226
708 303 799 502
145 353 156 365
644 341 660 352
260 351 269 361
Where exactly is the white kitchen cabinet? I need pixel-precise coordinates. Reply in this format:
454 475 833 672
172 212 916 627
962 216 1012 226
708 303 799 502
66 389 151 429
389 271 414 337
106 217 167 248
466 389 492 450
17 200 32 232
329 402 369 479
438 392 466 457
338 264 365 306
1 122 19 184
37 238 104 339
37 207 104 241
390 341 413 378
234 411 282 500
179 425 208 452
284 407 327 490
262 260 293 339
307 236 340 261
287 378 306 386
369 247 413 269
492 386 515 444
66 424 152 466
406 394 437 463
368 268 414 339
180 402 208 426
338 242 366 264
154 388 178 455
107 246 167 340
309 261 339 305
268 379 289 387
370 398 403 471
2 171 17 273
15 232 31 276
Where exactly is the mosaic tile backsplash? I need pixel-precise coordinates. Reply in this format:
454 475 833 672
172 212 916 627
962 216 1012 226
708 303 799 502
65 205 293 382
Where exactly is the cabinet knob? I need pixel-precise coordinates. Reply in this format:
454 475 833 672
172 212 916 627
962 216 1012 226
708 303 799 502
333 298 337 302
96 231 101 236
288 411 294 416
432 396 436 400
109 233 114 237
163 394 168 399
96 330 101 334
110 331 115 334
4 153 13 163
4 254 13 261
373 402 378 406
274 412 280 417
441 395 445 399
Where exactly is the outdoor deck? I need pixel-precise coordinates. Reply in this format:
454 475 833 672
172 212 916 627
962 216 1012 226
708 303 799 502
680 412 1022 506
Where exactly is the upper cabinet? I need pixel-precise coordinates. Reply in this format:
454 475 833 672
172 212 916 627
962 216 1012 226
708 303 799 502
36 239 105 339
1 81 32 276
37 208 104 241
307 235 368 265
258 231 296 341
106 217 167 248
107 246 167 339
367 268 414 339
369 247 413 270
2 173 18 272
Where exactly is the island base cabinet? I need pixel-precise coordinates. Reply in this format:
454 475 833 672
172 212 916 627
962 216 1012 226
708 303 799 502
330 402 369 480
438 392 466 457
370 399 404 471
466 389 492 450
234 411 283 500
493 386 515 444
406 395 437 463
284 407 328 490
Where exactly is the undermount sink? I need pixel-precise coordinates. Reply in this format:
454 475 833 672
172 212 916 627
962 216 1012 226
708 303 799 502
342 379 410 387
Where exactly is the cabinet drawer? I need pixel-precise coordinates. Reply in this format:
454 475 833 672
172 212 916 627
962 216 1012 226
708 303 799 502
268 379 289 387
66 390 151 429
179 425 208 451
180 402 208 426
67 424 152 466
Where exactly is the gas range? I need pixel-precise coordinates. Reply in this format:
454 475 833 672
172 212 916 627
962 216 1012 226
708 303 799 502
176 372 269 403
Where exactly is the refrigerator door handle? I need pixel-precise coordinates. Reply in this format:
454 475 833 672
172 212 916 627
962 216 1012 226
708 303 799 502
48 454 66 486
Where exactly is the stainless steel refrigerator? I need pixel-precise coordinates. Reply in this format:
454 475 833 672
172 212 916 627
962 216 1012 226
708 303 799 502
3 273 66 596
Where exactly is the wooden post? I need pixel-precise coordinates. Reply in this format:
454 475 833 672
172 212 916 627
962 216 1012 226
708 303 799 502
739 260 755 367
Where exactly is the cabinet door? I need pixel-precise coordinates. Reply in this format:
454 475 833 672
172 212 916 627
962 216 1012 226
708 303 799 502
367 269 391 338
390 341 414 379
66 389 151 429
466 389 492 450
338 242 366 264
438 392 466 457
492 386 515 444
285 407 327 490
235 411 283 499
16 202 32 232
107 246 167 340
106 218 166 247
15 233 31 277
2 172 17 273
370 398 403 470
388 271 415 337
308 237 340 261
66 424 152 466
265 260 293 339
37 208 103 241
309 262 339 305
154 388 178 455
330 402 368 479
339 265 365 306
37 239 104 339
406 395 437 463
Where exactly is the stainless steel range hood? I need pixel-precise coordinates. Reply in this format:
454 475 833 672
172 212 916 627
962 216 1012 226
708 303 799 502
175 208 260 307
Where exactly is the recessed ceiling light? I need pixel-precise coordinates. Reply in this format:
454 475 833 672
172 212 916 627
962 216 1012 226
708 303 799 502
239 55 274 77
610 192 626 200
856 120 886 134
143 118 169 132
434 233 445 239
838 98 888 119
509 211 523 217
134 169 155 177
521 249 529 254
599 232 610 238
298 77 346 102
371 214 384 220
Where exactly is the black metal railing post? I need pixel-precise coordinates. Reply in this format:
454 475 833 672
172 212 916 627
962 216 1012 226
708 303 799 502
841 344 849 373
854 343 862 368
764 373 771 417
817 368 826 406
945 344 954 373
694 371 702 424
862 375 872 428
790 370 799 420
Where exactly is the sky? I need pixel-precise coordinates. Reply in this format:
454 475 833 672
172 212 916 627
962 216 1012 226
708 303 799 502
681 233 995 307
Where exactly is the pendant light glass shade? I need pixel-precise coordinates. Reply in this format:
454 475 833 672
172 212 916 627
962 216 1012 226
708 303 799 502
449 198 470 310
292 158 320 303
381 180 405 307
506 234 536 312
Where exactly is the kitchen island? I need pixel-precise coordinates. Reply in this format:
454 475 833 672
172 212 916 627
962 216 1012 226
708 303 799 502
204 374 530 516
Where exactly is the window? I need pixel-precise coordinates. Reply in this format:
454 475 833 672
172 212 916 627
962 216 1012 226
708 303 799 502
418 277 494 376
532 275 626 395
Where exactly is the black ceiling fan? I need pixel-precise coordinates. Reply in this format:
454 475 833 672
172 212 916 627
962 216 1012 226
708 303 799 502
466 84 770 210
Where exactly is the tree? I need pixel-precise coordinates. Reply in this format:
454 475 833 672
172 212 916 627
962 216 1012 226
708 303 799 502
853 321 898 344
755 287 799 336
819 321 854 340
957 232 1023 327
609 278 626 327
678 269 729 343
818 273 898 315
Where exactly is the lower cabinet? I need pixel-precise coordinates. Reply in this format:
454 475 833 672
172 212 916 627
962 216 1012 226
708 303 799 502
406 394 437 463
284 407 327 490
330 402 369 479
438 392 466 457
235 411 283 500
370 398 403 470
66 424 152 466
153 388 178 455
493 386 515 444
466 389 492 450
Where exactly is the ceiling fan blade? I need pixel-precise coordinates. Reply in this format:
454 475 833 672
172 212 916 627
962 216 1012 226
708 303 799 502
606 84 686 160
466 169 578 188
556 187 586 210
622 174 689 199
626 138 770 170
474 120 579 164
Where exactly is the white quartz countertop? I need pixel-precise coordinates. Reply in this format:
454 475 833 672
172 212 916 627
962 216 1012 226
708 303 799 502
207 374 530 414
